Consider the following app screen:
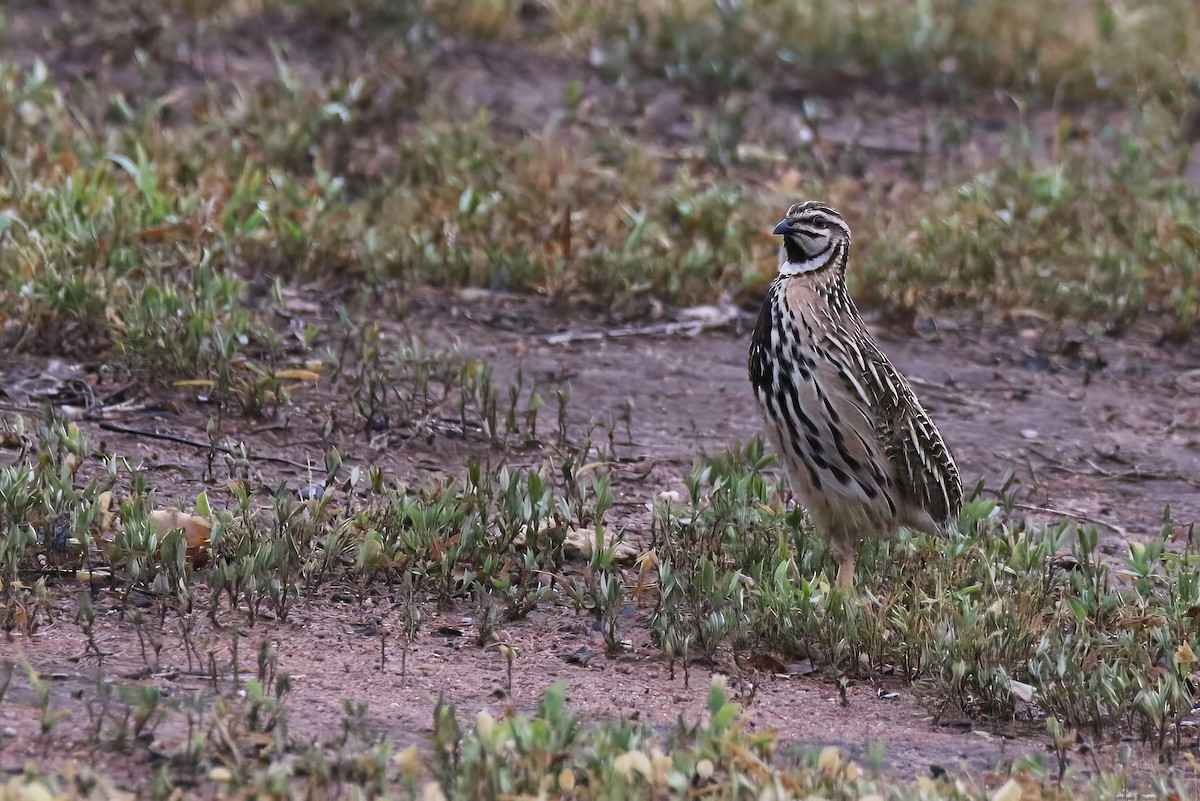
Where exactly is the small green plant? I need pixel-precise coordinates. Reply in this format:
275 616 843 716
646 439 1200 756
20 658 70 742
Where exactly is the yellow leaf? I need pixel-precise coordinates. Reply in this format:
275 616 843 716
990 778 1022 801
273 369 321 381
147 508 212 565
174 379 215 387
420 782 447 801
818 746 841 772
613 750 652 779
1176 641 1197 663
393 744 420 773
149 508 211 542
105 306 127 332
475 710 496 740
97 490 115 536
18 781 54 801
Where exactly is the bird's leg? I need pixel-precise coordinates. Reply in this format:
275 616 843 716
834 550 856 589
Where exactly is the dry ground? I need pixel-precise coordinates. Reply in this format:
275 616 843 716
4 291 1200 785
3 0 1200 795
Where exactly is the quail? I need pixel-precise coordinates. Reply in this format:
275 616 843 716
748 201 962 588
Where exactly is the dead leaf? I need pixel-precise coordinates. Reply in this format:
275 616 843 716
273 369 321 381
148 508 211 565
105 306 127 332
744 653 788 673
990 778 1022 801
1010 679 1036 703
563 527 640 563
135 223 187 242
95 490 115 547
633 548 658 602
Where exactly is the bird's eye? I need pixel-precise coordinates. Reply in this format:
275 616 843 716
813 219 829 230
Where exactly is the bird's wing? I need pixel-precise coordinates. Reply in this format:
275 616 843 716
853 340 963 531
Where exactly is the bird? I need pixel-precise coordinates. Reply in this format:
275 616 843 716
748 201 962 589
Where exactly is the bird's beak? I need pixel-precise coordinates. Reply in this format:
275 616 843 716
772 218 798 236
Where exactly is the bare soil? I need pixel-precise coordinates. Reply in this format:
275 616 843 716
4 291 1200 789
3 1 1200 792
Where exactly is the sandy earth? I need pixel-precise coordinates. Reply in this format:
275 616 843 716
4 291 1200 789
3 1 1200 791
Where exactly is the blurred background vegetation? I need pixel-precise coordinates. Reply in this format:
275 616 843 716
1 0 1199 382
3 2 1200 799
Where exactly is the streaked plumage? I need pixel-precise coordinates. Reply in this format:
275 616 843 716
748 201 962 588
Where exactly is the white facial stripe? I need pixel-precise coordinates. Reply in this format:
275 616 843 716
778 241 834 276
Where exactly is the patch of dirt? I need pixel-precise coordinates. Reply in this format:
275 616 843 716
4 290 1200 791
225 290 1200 544
4 1 1200 793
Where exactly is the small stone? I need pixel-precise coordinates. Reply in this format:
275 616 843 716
563 646 590 667
298 483 325 501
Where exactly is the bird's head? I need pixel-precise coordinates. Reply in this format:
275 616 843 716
772 201 850 277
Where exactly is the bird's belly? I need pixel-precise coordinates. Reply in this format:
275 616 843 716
753 390 898 540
